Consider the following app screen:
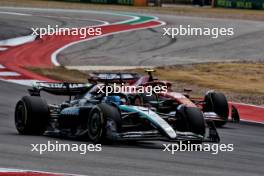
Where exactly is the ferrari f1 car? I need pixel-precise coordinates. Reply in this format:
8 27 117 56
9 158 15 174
15 82 220 143
89 70 240 127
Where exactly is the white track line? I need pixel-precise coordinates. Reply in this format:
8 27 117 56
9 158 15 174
240 119 264 125
37 14 110 25
1 7 263 126
0 64 5 69
0 35 37 47
0 168 27 172
0 11 31 16
0 7 139 25
0 10 109 48
0 47 8 51
38 11 147 66
0 7 137 25
1 79 40 86
0 167 84 176
0 72 20 76
52 20 166 66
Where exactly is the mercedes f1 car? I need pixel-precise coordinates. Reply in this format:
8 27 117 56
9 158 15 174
89 70 240 127
15 82 220 143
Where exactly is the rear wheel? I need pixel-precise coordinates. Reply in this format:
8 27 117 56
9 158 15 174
176 106 205 136
203 92 229 127
87 103 121 143
15 96 50 135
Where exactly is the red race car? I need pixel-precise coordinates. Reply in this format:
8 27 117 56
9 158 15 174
89 69 240 127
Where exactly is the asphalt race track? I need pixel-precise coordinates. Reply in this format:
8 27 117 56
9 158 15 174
0 81 263 176
0 6 263 176
58 14 264 66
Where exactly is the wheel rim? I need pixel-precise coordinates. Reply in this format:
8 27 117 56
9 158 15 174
88 110 103 140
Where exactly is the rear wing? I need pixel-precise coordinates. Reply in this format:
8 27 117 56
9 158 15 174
28 82 93 96
88 72 139 84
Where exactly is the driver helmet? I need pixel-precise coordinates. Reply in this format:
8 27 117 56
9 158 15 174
102 96 122 105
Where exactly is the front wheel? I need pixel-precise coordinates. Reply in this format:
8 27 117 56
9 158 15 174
203 91 229 127
175 106 205 136
87 103 121 143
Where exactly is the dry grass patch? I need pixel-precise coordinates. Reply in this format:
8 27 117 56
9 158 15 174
27 62 264 104
28 66 88 82
150 62 264 94
29 62 263 95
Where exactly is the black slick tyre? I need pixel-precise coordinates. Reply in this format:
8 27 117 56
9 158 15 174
176 106 206 136
15 96 50 135
87 103 121 143
203 92 229 127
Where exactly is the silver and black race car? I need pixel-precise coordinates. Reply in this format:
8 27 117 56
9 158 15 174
15 82 220 143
